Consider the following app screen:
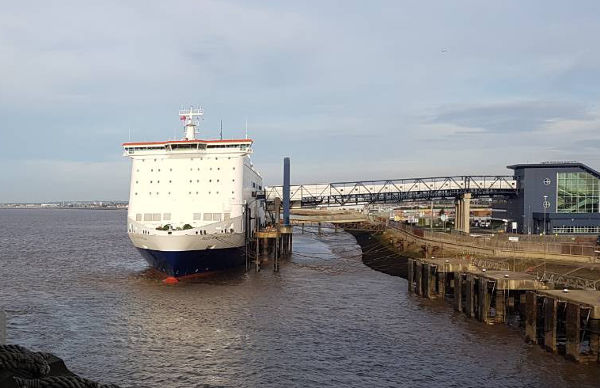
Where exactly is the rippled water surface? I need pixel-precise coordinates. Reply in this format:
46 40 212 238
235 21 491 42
1 209 600 387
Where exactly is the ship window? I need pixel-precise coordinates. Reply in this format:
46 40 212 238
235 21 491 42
144 213 153 221
163 213 171 220
156 192 159 195
212 213 222 221
135 192 138 195
190 168 193 171
217 179 220 182
217 168 220 170
157 180 160 183
232 179 235 182
152 213 161 221
233 167 235 170
151 169 153 172
259 186 262 190
197 180 199 183
154 159 156 162
209 179 212 182
150 181 153 183
203 213 212 221
215 157 218 160
232 191 234 194
196 191 198 194
149 192 152 195
169 180 172 183
197 168 200 171
136 214 142 221
136 169 139 172
252 182 256 188
189 191 192 194
189 180 192 183
193 213 202 220
170 168 172 171
224 213 230 220
136 181 138 184
158 169 160 172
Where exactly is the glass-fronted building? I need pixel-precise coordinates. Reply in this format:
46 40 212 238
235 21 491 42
505 162 600 234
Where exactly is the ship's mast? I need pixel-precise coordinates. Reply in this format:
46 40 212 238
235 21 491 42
178 106 204 140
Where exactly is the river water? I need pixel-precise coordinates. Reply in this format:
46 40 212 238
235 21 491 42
1 209 599 387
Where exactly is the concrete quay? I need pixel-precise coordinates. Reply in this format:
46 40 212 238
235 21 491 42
408 257 600 364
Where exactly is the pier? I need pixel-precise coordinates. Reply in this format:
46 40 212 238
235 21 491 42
407 257 600 363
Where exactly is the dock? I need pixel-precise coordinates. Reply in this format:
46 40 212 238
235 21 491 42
408 257 600 364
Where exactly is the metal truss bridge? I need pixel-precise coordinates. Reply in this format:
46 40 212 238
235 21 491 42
266 175 517 208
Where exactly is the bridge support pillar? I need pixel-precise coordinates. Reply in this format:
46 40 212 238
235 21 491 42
462 193 471 234
454 193 471 234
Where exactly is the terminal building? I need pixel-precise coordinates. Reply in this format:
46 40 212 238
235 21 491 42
503 162 600 235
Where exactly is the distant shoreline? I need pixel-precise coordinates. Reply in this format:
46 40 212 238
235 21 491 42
0 206 127 210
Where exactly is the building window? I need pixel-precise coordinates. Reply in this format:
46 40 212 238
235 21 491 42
557 172 600 213
193 213 202 220
136 214 142 221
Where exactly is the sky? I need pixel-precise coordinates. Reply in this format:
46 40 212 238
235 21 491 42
1 0 600 202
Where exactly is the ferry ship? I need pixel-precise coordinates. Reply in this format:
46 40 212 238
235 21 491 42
122 107 264 278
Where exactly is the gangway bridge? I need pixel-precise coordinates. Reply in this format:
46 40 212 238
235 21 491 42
265 175 517 233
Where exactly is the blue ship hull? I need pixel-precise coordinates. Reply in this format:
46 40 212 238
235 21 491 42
137 247 245 277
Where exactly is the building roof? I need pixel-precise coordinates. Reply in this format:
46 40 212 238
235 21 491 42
507 162 600 179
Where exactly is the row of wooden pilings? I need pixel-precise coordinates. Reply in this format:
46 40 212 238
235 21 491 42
408 257 600 363
253 226 293 272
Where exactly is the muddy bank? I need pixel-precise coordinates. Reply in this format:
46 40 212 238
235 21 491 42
347 230 410 278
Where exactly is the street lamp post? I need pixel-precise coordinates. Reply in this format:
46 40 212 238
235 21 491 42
543 195 548 235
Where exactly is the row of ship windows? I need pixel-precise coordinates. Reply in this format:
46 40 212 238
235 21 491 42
141 156 235 162
136 167 234 172
135 191 235 195
136 213 231 222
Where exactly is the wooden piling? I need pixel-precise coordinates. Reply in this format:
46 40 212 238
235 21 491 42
544 297 558 353
415 261 423 296
565 302 581 361
525 291 537 343
454 273 463 312
465 274 475 318
407 259 414 294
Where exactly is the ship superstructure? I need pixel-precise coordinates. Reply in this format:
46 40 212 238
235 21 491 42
123 107 264 276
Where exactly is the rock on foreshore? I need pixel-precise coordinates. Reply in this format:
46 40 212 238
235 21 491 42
0 344 119 388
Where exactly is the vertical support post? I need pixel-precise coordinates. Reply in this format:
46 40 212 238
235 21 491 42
318 222 322 236
0 308 5 345
462 192 471 234
479 280 491 323
565 303 581 361
589 317 600 362
407 259 414 294
302 223 304 234
544 297 558 353
454 273 463 312
437 271 446 298
454 197 463 231
465 274 475 318
495 290 506 324
525 291 537 343
423 263 431 299
255 200 260 272
282 157 290 227
415 261 423 296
